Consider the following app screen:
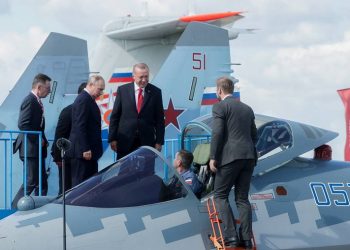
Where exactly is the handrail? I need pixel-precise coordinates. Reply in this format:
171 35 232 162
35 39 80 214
0 130 43 209
1 131 211 210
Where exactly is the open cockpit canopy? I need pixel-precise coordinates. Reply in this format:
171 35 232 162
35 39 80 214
181 114 338 176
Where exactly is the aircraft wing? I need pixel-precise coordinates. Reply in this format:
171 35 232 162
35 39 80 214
105 12 243 40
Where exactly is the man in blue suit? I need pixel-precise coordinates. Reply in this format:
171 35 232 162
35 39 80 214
12 73 51 208
69 75 105 187
51 82 86 194
108 63 165 159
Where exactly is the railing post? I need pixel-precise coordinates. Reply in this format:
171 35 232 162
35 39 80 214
163 140 168 159
163 141 168 181
38 132 42 196
171 139 176 161
4 139 7 209
10 133 13 208
24 134 27 196
186 136 191 151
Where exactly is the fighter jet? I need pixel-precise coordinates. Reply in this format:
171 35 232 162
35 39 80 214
1 113 350 249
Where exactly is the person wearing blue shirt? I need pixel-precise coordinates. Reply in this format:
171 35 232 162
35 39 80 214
173 150 203 197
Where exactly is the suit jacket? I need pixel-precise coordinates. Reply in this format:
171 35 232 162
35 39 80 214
51 104 72 162
108 83 165 154
68 90 103 160
13 92 48 159
210 96 257 166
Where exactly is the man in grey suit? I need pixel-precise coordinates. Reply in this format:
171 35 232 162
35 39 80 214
209 76 257 249
12 73 51 209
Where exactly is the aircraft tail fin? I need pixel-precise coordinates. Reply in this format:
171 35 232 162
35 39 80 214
152 22 233 135
0 32 89 132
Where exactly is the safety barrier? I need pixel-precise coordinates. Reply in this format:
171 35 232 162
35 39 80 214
0 130 43 209
0 131 210 210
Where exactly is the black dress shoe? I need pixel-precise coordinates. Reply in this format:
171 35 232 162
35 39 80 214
224 237 239 247
240 239 253 249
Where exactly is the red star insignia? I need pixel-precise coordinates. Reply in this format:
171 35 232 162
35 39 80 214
164 98 185 130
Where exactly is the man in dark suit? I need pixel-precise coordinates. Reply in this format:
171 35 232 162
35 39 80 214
51 82 86 194
12 73 51 209
209 76 257 249
108 63 165 159
69 75 105 187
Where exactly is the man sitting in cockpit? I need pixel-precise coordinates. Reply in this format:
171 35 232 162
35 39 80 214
173 150 203 197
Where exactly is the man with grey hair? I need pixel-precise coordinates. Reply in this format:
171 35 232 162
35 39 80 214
209 76 257 249
108 63 165 159
69 75 105 187
51 82 87 194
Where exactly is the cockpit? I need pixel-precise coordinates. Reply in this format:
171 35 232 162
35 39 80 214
55 147 189 208
181 114 294 161
256 120 293 159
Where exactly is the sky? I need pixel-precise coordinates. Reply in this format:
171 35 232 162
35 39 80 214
0 0 349 160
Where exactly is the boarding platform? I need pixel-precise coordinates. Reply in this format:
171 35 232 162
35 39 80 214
0 130 208 210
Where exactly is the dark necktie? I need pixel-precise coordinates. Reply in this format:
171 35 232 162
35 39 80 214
137 88 143 113
38 98 44 127
38 98 44 113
